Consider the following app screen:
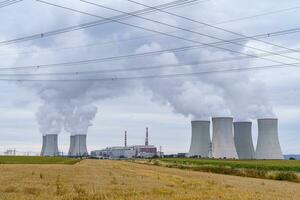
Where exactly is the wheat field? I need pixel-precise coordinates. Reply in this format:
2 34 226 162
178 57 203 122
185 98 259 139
0 159 299 200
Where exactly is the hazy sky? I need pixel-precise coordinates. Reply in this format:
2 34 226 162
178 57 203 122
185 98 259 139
0 0 299 155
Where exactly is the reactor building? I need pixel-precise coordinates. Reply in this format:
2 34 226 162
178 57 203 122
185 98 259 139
188 121 210 157
212 117 238 159
40 134 59 156
233 122 255 159
91 128 158 159
255 118 283 159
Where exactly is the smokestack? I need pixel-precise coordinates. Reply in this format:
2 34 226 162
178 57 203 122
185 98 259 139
255 118 283 159
145 127 149 146
69 135 88 157
41 134 59 156
188 121 210 157
212 117 238 159
125 131 127 147
234 122 255 159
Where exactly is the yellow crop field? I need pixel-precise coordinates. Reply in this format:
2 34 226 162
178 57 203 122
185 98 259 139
0 160 299 200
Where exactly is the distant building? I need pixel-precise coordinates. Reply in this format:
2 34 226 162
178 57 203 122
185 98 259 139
90 128 157 159
91 145 157 159
91 146 136 159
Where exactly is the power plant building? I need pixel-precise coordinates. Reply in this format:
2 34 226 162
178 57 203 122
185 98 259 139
188 121 210 157
255 118 283 159
91 128 157 159
212 117 238 159
234 122 255 159
40 134 59 156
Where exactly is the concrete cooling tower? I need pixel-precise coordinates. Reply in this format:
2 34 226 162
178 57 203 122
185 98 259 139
41 135 46 156
68 135 75 156
233 122 255 159
188 121 211 157
255 118 283 159
212 117 238 159
68 135 88 157
40 134 59 156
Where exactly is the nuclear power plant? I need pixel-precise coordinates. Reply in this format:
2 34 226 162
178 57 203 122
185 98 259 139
188 117 283 160
68 135 88 157
40 134 59 156
188 121 210 157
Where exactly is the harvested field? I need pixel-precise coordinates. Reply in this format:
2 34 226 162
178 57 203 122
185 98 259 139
0 160 299 199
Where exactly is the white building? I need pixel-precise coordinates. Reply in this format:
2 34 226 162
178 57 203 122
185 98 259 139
91 145 157 159
91 128 157 159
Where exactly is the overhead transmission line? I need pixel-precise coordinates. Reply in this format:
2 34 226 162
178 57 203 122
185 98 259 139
0 1 298 72
0 0 22 8
37 0 299 71
1 1 299 56
1 28 300 72
126 0 300 54
0 0 198 46
77 0 300 63
4 47 300 77
1 62 299 82
1 24 300 59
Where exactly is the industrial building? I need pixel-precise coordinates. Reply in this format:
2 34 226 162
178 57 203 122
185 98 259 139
40 134 59 156
255 118 283 159
234 122 255 159
91 128 158 159
188 121 211 157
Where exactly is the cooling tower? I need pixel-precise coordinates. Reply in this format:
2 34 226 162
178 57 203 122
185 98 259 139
188 121 210 157
69 135 88 157
255 118 283 159
41 134 59 156
212 117 238 159
68 135 75 156
40 135 46 156
234 122 255 159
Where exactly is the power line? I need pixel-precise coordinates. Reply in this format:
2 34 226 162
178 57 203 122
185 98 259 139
1 28 300 72
0 0 22 8
3 48 300 77
36 0 298 72
0 0 197 46
1 25 300 58
1 30 300 72
79 0 300 63
127 0 300 55
1 62 299 82
1 1 299 56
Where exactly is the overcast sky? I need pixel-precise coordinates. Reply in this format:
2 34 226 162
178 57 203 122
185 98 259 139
0 0 299 155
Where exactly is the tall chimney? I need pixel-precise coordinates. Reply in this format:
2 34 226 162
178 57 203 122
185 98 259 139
125 131 127 147
145 127 149 146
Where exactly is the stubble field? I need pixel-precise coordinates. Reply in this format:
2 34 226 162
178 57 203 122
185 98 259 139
0 159 299 200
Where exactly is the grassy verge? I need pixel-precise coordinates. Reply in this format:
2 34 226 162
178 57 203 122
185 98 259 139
131 159 300 183
160 158 300 172
0 156 80 164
